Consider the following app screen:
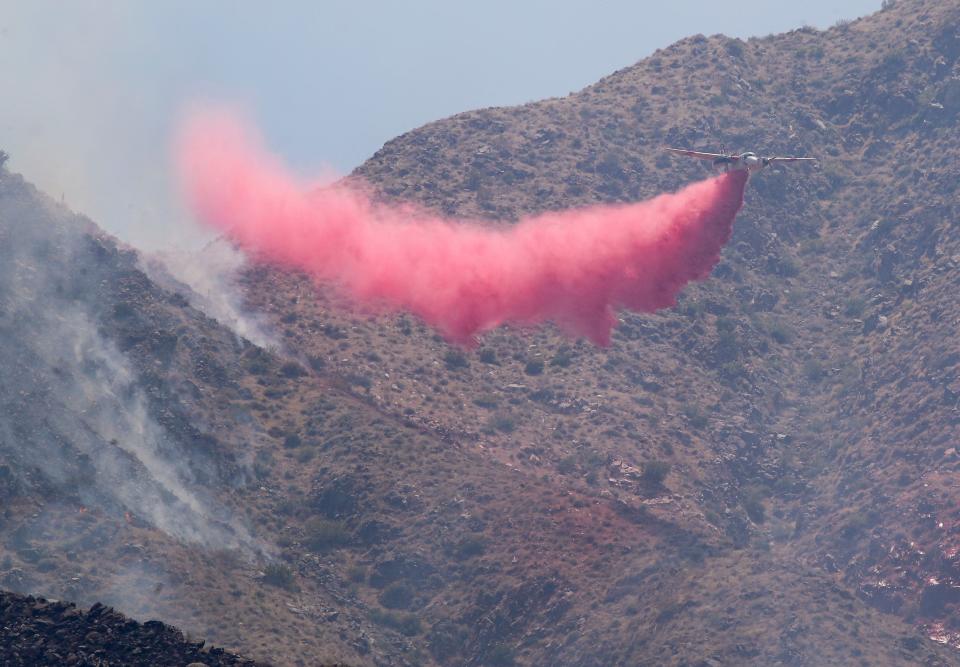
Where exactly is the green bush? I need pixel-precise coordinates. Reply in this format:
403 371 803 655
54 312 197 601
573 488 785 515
743 497 766 524
379 581 415 609
369 609 422 636
524 359 545 376
485 412 516 434
487 645 516 666
280 361 306 378
346 373 372 390
557 456 577 475
550 348 573 367
473 394 499 409
843 296 867 318
262 563 296 590
719 361 747 383
769 321 794 344
455 537 486 560
716 329 739 362
682 403 708 429
244 354 271 376
642 461 671 485
428 622 469 661
802 359 824 383
444 350 469 370
724 39 744 58
304 518 351 551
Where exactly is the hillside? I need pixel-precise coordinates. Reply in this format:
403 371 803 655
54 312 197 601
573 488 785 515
0 590 269 666
3 0 960 665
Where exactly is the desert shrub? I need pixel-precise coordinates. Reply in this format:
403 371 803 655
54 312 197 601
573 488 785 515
581 449 606 469
444 350 469 370
487 645 516 666
379 581 415 609
485 412 516 434
881 51 906 72
478 348 498 364
720 361 747 383
346 373 371 390
724 39 744 58
280 361 306 378
769 321 794 344
768 255 799 277
557 456 577 475
742 489 766 524
839 509 881 541
716 316 735 333
369 609 422 636
304 518 351 551
642 461 671 485
244 351 271 376
682 403 708 429
524 359 545 376
262 563 296 590
802 358 825 383
679 297 706 319
454 537 486 560
322 323 347 339
253 450 274 480
473 394 499 409
347 564 367 583
716 326 739 357
283 434 302 449
843 296 867 318
550 348 573 367
428 622 469 661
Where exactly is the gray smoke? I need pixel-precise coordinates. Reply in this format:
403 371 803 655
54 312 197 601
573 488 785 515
142 239 278 350
0 171 256 553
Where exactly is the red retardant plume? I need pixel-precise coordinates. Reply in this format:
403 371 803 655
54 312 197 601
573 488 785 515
177 111 748 346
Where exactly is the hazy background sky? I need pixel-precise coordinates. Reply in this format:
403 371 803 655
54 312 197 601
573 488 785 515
1 1 882 250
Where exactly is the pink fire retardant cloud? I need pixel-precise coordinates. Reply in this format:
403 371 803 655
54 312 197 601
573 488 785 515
176 110 748 346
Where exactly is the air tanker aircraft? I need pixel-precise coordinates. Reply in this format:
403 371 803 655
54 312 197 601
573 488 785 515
665 147 817 173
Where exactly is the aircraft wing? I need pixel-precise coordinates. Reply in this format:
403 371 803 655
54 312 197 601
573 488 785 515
665 148 730 161
766 156 817 163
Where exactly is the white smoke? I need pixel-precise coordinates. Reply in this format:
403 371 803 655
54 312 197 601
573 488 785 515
0 173 257 554
143 238 278 349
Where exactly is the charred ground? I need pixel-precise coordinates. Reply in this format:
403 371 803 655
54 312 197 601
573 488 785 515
4 0 960 665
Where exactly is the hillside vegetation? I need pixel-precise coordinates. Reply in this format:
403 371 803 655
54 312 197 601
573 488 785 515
3 0 960 665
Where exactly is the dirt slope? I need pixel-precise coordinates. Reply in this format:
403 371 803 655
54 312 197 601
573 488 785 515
3 0 960 665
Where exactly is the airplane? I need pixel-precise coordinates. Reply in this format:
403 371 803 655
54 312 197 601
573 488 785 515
665 147 817 173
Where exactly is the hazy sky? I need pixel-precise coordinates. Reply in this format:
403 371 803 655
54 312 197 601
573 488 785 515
0 1 882 250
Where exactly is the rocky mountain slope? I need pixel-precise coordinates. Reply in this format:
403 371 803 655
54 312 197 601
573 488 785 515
4 0 960 665
0 591 269 666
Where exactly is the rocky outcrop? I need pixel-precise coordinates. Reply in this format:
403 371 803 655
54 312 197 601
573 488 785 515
0 591 270 667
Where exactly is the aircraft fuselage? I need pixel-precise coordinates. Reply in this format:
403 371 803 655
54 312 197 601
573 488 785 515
714 152 764 172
